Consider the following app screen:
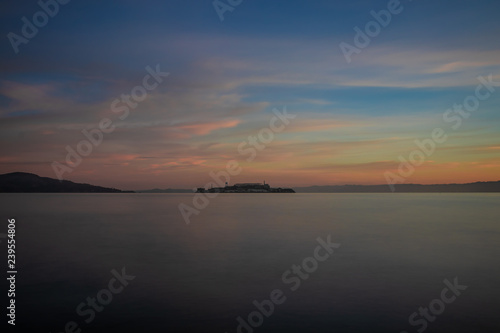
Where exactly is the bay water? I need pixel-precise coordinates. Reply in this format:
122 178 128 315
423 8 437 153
1 193 499 332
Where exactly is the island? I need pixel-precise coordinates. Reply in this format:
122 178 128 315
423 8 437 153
196 182 295 193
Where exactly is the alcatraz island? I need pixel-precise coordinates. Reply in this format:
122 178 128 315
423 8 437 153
196 182 295 193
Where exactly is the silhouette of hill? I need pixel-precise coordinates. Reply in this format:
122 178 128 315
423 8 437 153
295 181 500 193
0 172 132 193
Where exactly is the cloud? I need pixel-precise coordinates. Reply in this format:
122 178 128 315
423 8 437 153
174 119 241 136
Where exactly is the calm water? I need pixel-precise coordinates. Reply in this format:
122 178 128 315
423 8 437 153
1 193 499 332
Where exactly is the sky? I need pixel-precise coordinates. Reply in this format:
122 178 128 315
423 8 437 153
1 0 500 190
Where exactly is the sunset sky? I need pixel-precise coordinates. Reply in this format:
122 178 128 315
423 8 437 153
1 0 500 190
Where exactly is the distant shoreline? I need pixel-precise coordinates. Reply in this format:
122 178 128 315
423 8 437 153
293 181 500 193
1 172 499 193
